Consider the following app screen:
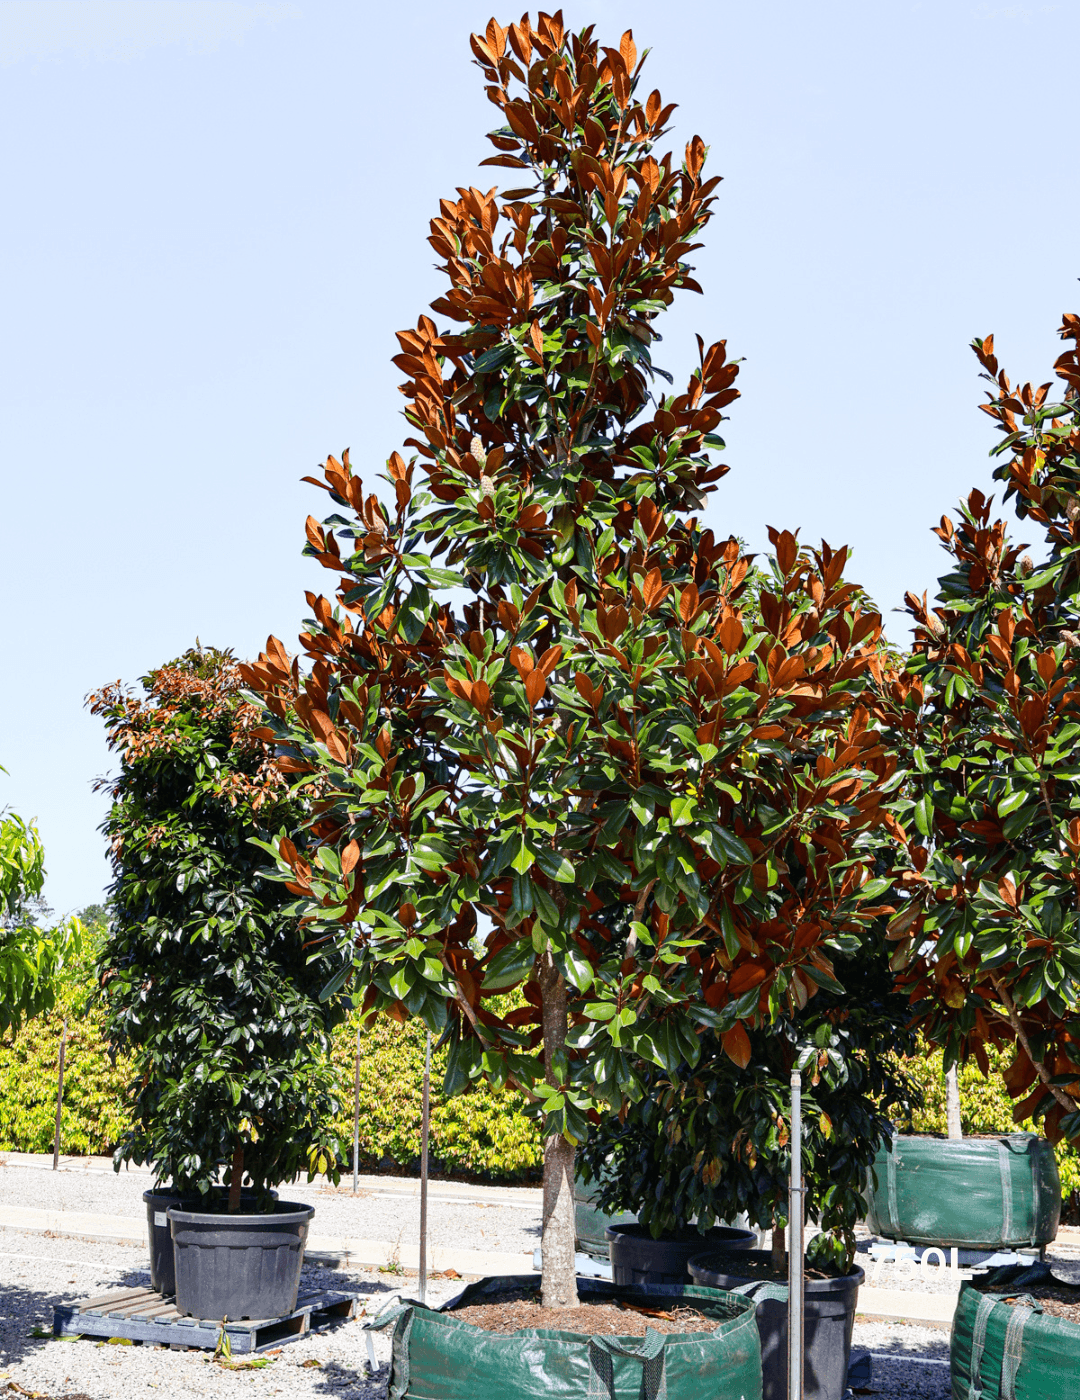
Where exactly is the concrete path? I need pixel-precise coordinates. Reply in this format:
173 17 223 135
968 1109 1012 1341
0 1195 962 1326
7 1149 1076 1330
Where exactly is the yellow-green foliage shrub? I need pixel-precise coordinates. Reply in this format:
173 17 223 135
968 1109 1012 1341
1 993 542 1181
0 992 131 1156
898 1040 1080 1204
328 1015 541 1181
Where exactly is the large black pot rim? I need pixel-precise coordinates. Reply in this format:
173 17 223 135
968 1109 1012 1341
605 1222 758 1245
166 1200 313 1226
688 1247 865 1293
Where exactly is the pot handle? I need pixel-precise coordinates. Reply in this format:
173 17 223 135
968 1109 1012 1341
588 1328 666 1400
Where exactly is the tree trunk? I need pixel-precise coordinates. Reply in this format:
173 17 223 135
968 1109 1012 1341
771 1207 786 1273
228 1141 244 1212
945 1063 963 1140
539 948 578 1309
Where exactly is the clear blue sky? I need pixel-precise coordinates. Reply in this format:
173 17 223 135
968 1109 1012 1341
2 0 1078 916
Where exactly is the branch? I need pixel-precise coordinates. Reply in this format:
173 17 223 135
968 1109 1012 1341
990 972 1079 1116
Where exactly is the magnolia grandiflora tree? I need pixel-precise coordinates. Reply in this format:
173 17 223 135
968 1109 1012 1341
247 12 897 1305
886 314 1080 1149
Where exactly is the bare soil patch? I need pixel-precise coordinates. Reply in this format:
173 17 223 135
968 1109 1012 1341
449 1289 719 1336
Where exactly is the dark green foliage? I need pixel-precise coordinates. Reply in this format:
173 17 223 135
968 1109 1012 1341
90 647 345 1201
579 941 919 1269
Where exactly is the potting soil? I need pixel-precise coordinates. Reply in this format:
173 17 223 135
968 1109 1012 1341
449 1287 719 1335
982 1280 1080 1323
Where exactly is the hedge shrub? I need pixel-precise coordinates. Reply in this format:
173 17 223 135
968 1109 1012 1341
0 991 130 1157
0 999 542 1181
328 1016 540 1181
4 1004 1073 1204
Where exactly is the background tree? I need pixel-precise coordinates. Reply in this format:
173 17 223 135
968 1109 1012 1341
1 784 82 1038
885 312 1080 1150
247 12 898 1306
91 646 344 1206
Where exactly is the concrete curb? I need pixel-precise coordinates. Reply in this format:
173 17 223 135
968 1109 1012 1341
0 1153 541 1210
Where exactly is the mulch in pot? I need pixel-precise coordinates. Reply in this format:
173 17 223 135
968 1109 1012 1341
449 1288 719 1336
984 1280 1080 1324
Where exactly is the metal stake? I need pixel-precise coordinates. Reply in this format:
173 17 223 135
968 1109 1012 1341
52 1017 67 1170
788 1067 804 1400
419 1030 431 1305
353 1017 362 1194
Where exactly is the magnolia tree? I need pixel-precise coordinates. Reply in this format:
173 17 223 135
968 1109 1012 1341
886 313 1080 1149
248 12 898 1305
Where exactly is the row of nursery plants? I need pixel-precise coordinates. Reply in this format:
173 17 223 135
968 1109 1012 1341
9 987 1076 1201
8 10 1078 1396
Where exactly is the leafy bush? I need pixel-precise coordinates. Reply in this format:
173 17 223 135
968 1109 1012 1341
329 1016 541 1181
1 802 82 1036
1 997 542 1180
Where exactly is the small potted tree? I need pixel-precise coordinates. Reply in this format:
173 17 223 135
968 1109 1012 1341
581 938 917 1400
882 313 1080 1387
245 13 899 1389
91 647 344 1319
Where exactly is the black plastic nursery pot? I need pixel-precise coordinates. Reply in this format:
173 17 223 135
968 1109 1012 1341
952 1262 1080 1399
865 1132 1060 1250
365 1273 764 1400
143 1187 277 1296
167 1200 314 1320
688 1248 864 1400
606 1221 757 1286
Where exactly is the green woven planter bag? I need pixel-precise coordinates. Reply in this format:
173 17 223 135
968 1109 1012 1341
574 1177 636 1259
865 1133 1060 1249
951 1264 1080 1399
365 1274 763 1400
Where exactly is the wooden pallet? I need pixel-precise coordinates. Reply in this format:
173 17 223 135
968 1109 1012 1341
53 1286 360 1354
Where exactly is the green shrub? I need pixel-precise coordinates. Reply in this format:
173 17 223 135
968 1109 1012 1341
898 1041 1080 1203
329 1016 541 1182
0 990 130 1157
1 995 542 1181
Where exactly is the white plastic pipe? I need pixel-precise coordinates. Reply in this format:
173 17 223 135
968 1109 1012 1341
788 1067 804 1400
419 1030 432 1305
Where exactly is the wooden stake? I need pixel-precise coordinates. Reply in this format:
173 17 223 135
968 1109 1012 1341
353 1017 362 1194
52 1018 67 1170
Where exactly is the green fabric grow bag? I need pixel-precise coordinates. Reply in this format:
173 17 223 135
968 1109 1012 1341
574 1178 636 1259
367 1274 763 1400
951 1263 1080 1398
865 1133 1060 1249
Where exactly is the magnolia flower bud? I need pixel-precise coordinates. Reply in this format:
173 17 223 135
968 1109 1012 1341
480 475 495 499
1061 629 1080 649
1019 555 1034 576
1066 497 1080 523
470 435 487 469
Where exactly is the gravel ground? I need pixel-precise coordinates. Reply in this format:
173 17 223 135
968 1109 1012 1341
852 1321 950 1399
10 1161 1070 1400
0 1163 542 1256
0 1226 463 1400
0 1230 954 1400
